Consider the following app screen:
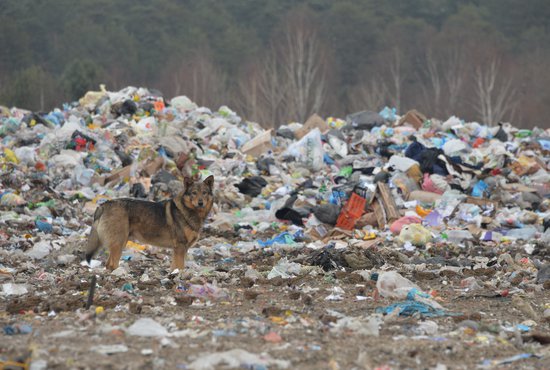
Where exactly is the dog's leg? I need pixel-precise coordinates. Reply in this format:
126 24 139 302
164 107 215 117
106 238 127 271
171 246 187 271
105 217 130 271
105 228 128 271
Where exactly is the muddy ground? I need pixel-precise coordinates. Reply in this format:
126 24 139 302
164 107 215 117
1 228 550 370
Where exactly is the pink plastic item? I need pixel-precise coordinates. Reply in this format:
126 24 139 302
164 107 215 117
422 173 444 194
390 216 422 234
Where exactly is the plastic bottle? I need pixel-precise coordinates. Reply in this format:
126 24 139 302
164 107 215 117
514 130 532 138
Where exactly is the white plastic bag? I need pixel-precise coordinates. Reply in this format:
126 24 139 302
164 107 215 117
267 257 301 279
283 128 324 171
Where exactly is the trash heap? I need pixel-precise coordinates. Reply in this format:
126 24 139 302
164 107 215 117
1 86 550 369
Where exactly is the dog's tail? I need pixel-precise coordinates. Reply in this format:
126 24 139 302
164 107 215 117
85 206 104 263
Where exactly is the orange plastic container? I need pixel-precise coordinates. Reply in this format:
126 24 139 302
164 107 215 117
335 193 367 230
342 193 367 219
336 210 356 230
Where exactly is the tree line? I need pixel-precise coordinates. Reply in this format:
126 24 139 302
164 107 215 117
1 0 549 128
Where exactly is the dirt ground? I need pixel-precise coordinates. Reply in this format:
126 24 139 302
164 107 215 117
1 228 550 370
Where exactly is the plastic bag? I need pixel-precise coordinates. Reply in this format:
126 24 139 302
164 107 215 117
267 257 301 279
398 224 432 246
283 128 324 171
327 135 348 157
376 271 442 309
13 147 36 165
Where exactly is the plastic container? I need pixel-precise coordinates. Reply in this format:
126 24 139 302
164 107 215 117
335 193 366 230
335 211 356 230
342 193 366 219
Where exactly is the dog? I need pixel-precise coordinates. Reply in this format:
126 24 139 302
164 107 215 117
85 175 214 271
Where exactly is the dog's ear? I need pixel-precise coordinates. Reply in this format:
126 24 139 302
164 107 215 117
203 175 214 189
184 177 194 190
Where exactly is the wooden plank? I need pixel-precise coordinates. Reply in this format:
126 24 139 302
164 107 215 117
378 183 400 223
102 157 165 186
104 165 132 184
372 198 386 228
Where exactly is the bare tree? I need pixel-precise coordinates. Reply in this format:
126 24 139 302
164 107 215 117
473 58 517 125
276 12 330 123
387 47 404 112
161 50 227 108
238 11 332 126
235 48 288 128
420 48 442 117
419 46 466 118
443 46 466 115
349 77 388 111
258 47 288 126
234 64 260 123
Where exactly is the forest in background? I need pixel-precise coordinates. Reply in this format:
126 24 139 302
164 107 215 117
1 0 549 128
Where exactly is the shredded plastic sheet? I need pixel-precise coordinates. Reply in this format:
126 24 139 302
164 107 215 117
376 300 459 318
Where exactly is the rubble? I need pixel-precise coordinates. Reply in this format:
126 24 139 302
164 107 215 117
1 86 550 368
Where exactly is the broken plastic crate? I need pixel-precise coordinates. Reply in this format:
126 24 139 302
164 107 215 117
335 193 367 230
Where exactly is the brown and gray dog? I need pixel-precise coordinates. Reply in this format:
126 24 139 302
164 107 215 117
85 176 214 271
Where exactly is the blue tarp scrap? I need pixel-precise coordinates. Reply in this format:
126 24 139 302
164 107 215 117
480 353 541 367
376 298 461 318
258 230 304 247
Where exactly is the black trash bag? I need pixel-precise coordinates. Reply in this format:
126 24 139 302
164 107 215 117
298 178 316 189
130 183 148 198
276 128 295 139
376 140 394 158
420 148 448 176
115 147 133 167
111 99 138 117
152 170 178 184
275 207 304 226
352 167 376 176
494 123 508 142
275 194 304 226
343 110 385 131
234 176 268 197
373 170 391 183
313 203 341 225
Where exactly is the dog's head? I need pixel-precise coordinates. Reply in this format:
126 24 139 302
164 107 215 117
182 175 214 211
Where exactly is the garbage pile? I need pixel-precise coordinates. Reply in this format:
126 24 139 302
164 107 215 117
1 86 550 369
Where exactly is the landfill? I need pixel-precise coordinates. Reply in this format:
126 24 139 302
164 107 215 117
1 85 550 369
